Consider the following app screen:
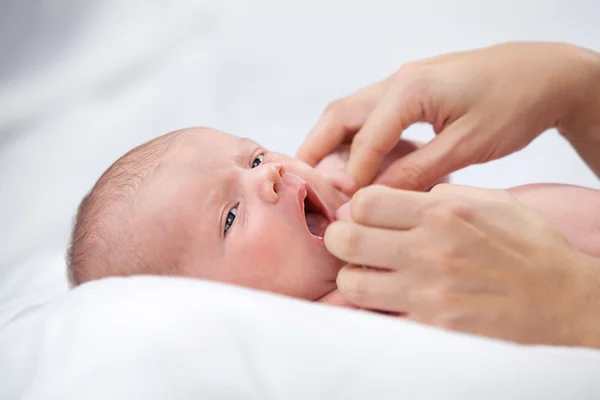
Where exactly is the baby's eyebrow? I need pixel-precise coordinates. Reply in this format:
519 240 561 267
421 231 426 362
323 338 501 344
232 137 257 166
238 137 255 149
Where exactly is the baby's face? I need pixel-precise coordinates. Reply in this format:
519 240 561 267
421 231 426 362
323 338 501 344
141 128 346 300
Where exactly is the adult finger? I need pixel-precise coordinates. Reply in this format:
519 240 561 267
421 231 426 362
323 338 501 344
373 118 471 190
429 182 512 201
349 185 437 229
324 221 420 269
347 69 431 187
335 201 351 221
296 80 389 166
336 265 415 311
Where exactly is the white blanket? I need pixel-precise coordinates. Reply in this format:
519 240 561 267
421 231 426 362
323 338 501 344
2 1 600 398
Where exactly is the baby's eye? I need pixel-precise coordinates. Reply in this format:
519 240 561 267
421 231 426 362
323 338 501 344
251 155 263 169
224 206 237 234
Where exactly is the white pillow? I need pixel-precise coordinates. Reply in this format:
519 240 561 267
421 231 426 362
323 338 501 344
2 274 600 400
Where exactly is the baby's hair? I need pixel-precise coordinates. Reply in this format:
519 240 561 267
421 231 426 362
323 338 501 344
67 129 186 287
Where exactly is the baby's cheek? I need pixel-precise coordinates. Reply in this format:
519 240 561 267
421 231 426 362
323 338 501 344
241 223 311 279
241 229 289 269
245 237 274 261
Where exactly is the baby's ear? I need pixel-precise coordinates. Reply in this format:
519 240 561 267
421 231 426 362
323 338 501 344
313 145 350 170
314 145 355 197
379 139 421 171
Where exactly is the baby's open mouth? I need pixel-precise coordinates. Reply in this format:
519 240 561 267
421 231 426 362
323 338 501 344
302 186 331 239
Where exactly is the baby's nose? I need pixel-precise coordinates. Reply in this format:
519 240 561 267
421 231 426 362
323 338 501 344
258 163 284 204
266 163 284 184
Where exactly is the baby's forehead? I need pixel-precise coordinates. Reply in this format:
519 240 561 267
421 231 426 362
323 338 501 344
147 127 260 222
168 128 260 162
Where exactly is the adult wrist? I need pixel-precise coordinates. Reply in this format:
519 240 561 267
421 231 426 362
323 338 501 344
572 254 600 349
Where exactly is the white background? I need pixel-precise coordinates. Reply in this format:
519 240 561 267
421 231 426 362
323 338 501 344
1 0 599 286
2 2 600 398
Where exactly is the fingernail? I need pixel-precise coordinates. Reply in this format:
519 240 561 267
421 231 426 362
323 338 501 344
336 201 351 221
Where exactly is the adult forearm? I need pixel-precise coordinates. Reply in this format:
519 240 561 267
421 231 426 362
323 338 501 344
558 45 600 178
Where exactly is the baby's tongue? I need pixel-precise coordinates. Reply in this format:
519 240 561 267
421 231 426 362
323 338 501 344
305 212 329 238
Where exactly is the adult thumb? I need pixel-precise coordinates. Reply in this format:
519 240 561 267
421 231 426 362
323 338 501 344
335 201 352 221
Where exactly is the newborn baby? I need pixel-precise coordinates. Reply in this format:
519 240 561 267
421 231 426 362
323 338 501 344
68 127 600 307
69 127 351 303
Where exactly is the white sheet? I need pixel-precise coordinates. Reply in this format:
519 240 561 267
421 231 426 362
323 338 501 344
2 1 600 398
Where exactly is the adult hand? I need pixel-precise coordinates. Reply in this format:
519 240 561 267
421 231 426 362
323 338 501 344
297 42 600 190
325 184 600 347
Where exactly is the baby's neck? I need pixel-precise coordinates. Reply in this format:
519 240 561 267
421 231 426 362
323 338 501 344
317 289 358 309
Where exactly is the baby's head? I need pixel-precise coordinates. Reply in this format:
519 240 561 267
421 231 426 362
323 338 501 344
68 128 346 301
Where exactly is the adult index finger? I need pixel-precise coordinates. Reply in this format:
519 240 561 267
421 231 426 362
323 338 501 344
347 70 430 188
349 185 436 229
296 80 389 166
